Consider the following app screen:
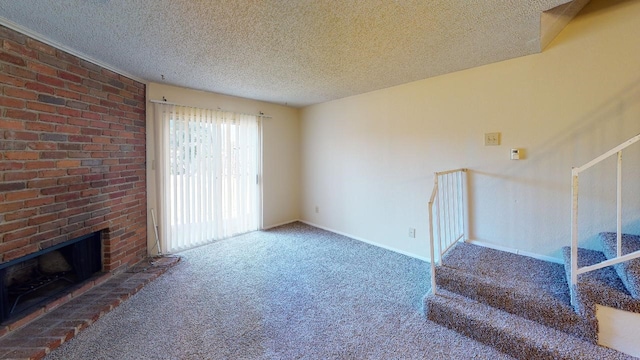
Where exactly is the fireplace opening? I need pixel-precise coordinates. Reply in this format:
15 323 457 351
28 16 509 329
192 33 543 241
0 231 103 324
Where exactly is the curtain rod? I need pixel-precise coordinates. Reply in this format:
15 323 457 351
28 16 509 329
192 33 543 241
149 99 272 119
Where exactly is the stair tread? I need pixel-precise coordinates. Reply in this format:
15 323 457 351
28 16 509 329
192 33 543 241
436 261 592 340
425 289 632 360
600 232 640 299
562 247 640 314
442 242 570 302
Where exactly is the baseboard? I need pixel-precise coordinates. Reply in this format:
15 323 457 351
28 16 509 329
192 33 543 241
466 239 563 264
298 220 429 262
262 219 301 230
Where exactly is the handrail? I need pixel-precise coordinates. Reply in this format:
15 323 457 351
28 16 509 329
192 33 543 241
429 168 468 295
570 133 640 304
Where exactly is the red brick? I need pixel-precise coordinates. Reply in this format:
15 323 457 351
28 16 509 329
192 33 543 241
40 151 66 159
25 81 55 94
67 64 89 77
0 95 25 108
68 117 89 127
38 218 66 232
81 127 102 136
0 220 27 234
25 122 55 132
85 92 104 104
5 63 36 79
0 26 147 275
82 144 102 151
82 111 101 121
27 38 57 54
27 101 57 113
37 73 65 87
89 105 109 114
59 71 82 83
5 109 38 121
56 125 81 134
0 238 29 254
68 83 89 94
4 151 38 160
56 160 81 168
28 213 58 226
24 196 54 207
7 306 45 331
0 119 24 130
67 168 90 175
4 39 38 58
38 169 67 178
45 293 72 313
91 152 109 158
92 136 111 144
4 208 37 221
3 227 38 243
56 49 80 64
40 185 68 195
0 200 23 212
55 88 82 100
68 183 89 192
68 135 91 142
6 130 39 141
5 189 39 201
0 50 26 66
4 170 37 181
0 73 26 86
27 62 58 76
4 86 38 100
27 141 56 150
25 160 55 169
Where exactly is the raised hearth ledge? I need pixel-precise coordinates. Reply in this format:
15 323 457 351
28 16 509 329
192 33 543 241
0 256 180 360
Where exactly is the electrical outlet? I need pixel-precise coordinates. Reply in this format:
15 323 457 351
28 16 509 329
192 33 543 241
315 206 319 213
484 132 501 146
408 228 416 238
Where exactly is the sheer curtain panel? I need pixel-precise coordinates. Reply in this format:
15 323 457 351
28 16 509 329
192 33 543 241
153 103 262 252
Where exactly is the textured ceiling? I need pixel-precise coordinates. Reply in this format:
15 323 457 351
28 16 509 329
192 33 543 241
0 0 585 107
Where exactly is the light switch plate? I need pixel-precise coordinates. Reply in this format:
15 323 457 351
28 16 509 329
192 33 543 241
484 132 501 146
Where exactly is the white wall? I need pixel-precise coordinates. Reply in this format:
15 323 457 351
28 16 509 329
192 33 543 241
300 0 640 260
146 83 300 253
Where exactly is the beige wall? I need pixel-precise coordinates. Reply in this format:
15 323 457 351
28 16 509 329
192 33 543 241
146 83 300 252
300 0 640 260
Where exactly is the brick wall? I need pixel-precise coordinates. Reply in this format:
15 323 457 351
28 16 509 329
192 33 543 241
0 25 147 273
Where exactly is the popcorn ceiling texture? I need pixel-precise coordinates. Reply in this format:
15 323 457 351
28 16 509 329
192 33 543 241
0 0 582 107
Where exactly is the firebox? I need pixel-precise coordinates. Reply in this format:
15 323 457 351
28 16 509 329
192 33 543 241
0 231 102 323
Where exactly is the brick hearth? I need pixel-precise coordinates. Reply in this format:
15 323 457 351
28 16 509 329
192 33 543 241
0 256 179 360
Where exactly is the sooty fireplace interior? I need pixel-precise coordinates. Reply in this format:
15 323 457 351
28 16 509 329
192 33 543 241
0 231 102 323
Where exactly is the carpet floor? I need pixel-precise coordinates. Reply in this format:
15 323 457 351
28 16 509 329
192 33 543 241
44 222 515 360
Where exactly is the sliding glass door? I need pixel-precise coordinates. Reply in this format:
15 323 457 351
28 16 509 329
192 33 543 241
154 103 261 253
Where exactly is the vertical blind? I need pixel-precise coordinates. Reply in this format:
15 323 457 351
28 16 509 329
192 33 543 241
153 103 262 253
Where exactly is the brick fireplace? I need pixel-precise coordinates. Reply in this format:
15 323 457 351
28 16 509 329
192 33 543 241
0 22 147 300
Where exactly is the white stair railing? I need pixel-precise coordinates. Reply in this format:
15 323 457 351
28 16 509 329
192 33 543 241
429 168 468 294
571 133 640 304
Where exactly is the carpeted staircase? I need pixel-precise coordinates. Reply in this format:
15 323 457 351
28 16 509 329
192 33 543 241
424 232 640 360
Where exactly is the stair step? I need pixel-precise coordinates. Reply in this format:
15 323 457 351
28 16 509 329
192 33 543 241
435 265 594 341
424 289 631 360
562 247 640 316
600 232 640 299
437 243 593 341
